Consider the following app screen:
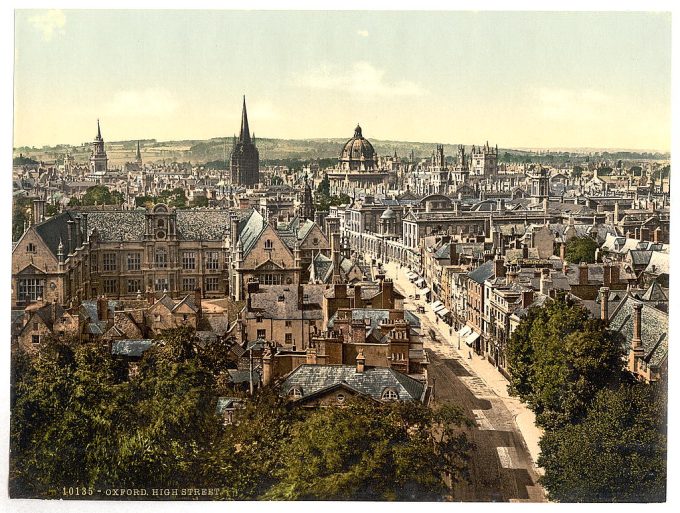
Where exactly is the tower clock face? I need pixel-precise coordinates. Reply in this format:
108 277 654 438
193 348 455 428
157 230 166 239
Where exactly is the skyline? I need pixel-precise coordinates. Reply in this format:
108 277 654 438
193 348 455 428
14 10 672 151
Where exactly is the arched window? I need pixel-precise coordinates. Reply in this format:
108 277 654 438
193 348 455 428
336 393 346 404
382 388 399 401
289 387 303 399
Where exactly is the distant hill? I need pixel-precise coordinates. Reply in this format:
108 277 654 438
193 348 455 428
13 137 669 167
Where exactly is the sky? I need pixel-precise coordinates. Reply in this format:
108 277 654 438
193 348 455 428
13 10 672 151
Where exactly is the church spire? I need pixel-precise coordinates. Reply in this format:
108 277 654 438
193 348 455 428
96 119 102 140
239 95 251 144
136 140 142 162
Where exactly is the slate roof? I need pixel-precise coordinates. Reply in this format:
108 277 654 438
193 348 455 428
228 368 261 384
627 250 653 267
468 260 495 284
111 339 154 357
87 211 146 241
175 210 231 240
281 364 426 402
238 209 265 255
609 296 668 368
247 285 325 320
645 252 669 275
640 281 668 303
32 211 78 258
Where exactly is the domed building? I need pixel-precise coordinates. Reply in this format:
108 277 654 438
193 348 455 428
339 124 376 171
327 123 392 196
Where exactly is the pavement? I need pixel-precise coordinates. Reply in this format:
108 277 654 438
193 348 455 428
382 261 546 501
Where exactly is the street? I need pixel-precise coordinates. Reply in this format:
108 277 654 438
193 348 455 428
383 262 546 502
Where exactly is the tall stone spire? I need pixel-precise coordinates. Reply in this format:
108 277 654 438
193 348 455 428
96 119 102 140
239 95 251 144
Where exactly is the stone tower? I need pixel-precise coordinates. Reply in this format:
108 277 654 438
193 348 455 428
89 119 108 174
230 96 260 186
301 175 315 221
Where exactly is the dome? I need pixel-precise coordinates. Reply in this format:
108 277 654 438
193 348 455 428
381 207 396 220
339 124 376 171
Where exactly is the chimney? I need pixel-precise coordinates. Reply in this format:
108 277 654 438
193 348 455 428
298 284 304 311
74 214 83 248
230 214 239 246
32 198 45 224
334 283 347 299
610 264 620 286
521 289 534 308
306 347 317 365
97 296 108 322
599 286 610 324
494 255 506 278
540 270 552 295
559 242 566 261
382 279 394 309
354 284 362 308
506 265 518 284
602 263 611 288
578 262 588 285
632 302 643 352
331 232 341 281
356 349 366 373
81 213 88 243
351 319 366 344
194 287 202 313
66 219 75 254
522 243 529 259
147 289 155 305
262 347 273 386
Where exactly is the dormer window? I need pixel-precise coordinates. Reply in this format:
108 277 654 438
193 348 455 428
382 389 399 401
289 387 303 399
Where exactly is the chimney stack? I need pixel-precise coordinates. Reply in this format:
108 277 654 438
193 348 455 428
74 214 82 248
331 232 341 282
262 347 273 386
353 284 362 308
602 263 611 288
306 347 317 365
540 270 552 295
356 349 366 373
600 287 610 324
66 219 75 254
559 242 566 261
632 302 643 350
578 262 588 285
382 279 394 309
194 287 202 314
494 254 506 278
32 198 46 225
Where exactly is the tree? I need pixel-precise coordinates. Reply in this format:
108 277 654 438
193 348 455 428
571 166 583 178
191 196 209 207
564 236 598 264
265 398 473 501
12 196 32 241
80 185 123 206
539 383 666 502
316 172 330 196
505 295 626 429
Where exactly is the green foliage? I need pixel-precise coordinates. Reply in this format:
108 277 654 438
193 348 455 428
571 166 583 177
316 172 330 196
10 329 469 500
12 196 32 241
191 195 209 207
134 189 188 209
13 155 39 166
539 383 666 502
564 236 598 264
80 185 124 206
506 296 625 429
265 399 472 501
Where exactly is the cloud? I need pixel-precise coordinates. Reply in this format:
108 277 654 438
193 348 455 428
357 29 369 37
294 61 427 97
28 10 66 41
104 89 180 118
535 87 615 122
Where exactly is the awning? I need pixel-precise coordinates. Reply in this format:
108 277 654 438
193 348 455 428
457 325 472 338
431 300 444 311
436 307 451 317
465 332 480 347
415 277 425 287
